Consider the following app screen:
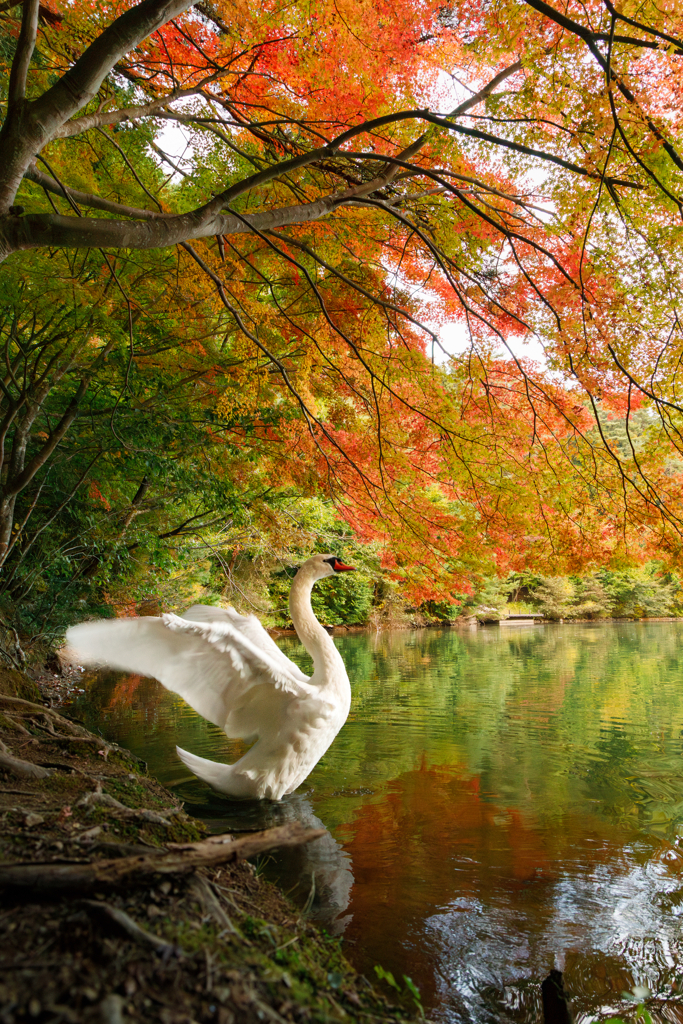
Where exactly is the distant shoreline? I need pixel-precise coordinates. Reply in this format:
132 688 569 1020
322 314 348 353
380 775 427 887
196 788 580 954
270 615 683 636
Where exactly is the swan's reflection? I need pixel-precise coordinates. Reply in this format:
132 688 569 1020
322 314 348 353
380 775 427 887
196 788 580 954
182 791 354 934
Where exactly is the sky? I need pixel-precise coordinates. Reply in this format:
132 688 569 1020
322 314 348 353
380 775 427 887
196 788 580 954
437 321 548 366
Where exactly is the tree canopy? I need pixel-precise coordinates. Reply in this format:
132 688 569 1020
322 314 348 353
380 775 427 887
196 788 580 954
1 0 683 634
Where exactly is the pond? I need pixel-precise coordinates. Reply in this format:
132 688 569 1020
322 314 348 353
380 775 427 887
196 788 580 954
70 621 683 1024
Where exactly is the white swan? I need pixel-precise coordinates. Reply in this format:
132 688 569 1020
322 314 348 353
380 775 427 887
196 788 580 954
65 554 355 801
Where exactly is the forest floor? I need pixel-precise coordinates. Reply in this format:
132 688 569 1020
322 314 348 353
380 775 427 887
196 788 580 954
0 668 417 1024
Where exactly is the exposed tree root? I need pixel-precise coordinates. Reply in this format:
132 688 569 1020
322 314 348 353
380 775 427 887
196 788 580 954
0 738 52 778
80 899 179 955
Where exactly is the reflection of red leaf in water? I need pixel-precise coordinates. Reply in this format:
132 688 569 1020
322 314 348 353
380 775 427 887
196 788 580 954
338 760 558 1005
106 674 143 710
338 759 650 1011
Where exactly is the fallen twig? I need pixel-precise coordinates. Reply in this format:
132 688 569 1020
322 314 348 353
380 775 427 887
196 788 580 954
0 822 325 894
80 899 177 955
190 871 243 938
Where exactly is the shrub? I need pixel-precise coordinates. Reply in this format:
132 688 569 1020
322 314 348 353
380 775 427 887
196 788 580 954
532 577 575 620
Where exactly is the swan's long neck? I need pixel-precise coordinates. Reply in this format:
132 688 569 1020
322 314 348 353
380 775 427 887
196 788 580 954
289 569 345 681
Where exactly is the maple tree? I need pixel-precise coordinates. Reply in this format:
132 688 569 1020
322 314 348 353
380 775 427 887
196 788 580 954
1 0 683 625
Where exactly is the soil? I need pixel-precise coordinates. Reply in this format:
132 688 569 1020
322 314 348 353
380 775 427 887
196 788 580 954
0 668 419 1024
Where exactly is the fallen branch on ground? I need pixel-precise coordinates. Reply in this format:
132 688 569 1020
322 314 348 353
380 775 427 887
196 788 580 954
0 822 325 894
80 899 178 955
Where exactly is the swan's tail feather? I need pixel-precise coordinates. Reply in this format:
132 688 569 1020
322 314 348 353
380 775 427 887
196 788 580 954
175 745 255 799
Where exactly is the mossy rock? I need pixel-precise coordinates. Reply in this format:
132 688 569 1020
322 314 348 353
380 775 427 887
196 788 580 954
0 667 43 703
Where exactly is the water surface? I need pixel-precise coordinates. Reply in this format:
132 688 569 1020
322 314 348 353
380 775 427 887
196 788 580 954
72 621 683 1023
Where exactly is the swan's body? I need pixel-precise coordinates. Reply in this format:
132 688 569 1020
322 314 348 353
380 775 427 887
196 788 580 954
66 554 355 800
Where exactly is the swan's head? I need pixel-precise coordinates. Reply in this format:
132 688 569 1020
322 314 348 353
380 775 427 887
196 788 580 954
300 553 356 581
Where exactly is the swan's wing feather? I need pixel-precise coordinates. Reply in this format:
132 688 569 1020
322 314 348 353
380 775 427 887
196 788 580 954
183 604 309 682
65 615 312 735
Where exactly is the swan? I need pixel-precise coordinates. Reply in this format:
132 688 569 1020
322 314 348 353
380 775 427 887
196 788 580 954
65 554 355 801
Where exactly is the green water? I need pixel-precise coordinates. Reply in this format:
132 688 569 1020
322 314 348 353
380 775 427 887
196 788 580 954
72 621 683 1023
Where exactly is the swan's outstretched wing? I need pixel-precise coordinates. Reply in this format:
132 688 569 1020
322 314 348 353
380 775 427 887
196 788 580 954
66 614 314 738
183 604 308 683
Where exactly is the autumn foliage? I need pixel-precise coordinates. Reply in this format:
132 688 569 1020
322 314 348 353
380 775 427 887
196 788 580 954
1 0 683 622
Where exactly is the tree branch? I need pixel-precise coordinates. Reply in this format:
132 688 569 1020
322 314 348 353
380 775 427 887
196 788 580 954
0 0 195 213
24 163 165 220
52 63 243 140
157 509 218 538
52 91 200 140
523 0 683 175
345 60 525 198
4 99 644 261
592 31 683 53
7 0 39 106
1 197 340 253
447 59 523 117
600 0 683 50
3 379 90 499
31 0 195 136
0 823 325 894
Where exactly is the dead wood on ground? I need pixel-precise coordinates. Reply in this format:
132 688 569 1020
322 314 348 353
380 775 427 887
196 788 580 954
0 823 326 894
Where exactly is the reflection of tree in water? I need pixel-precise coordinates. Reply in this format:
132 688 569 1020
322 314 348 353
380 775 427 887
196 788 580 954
581 726 638 807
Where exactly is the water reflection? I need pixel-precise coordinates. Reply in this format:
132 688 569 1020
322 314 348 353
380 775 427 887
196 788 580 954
72 622 683 1023
182 791 354 934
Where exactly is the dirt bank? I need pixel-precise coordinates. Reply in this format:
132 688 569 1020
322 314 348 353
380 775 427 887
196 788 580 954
0 669 418 1024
